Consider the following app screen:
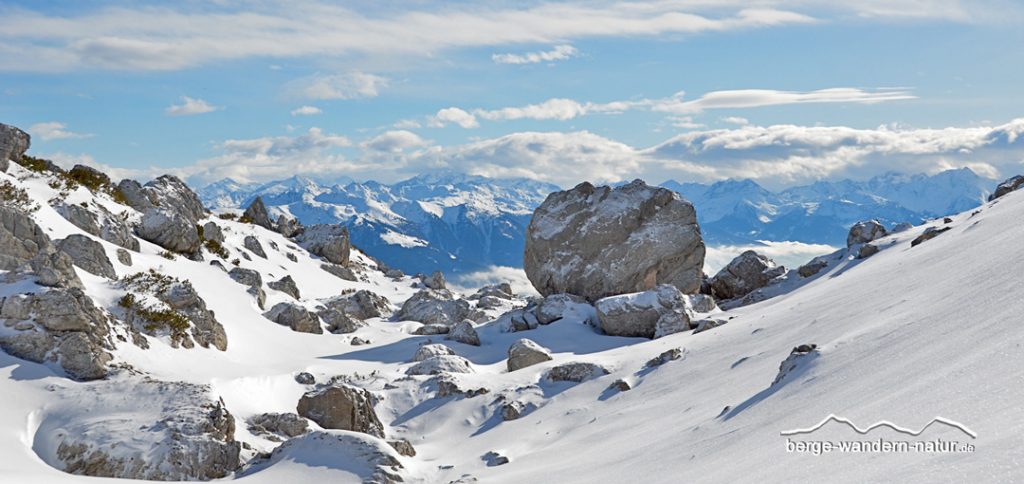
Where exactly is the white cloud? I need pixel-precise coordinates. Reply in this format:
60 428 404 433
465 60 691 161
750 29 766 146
289 72 388 100
449 266 539 297
290 105 322 116
363 130 429 153
669 116 705 129
429 107 479 129
649 88 917 114
722 116 750 125
393 119 422 129
165 96 219 116
27 122 93 141
492 44 579 65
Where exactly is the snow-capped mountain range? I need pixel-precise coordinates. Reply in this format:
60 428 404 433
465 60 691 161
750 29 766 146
197 168 993 275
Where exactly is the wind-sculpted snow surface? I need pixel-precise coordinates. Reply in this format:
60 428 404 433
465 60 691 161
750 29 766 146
524 179 705 301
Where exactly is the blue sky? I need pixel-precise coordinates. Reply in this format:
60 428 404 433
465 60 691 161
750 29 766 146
2 1 1024 188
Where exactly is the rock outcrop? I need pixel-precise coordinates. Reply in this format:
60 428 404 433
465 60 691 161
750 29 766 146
989 175 1024 201
911 226 951 247
243 235 266 259
412 343 455 362
55 202 139 251
524 180 705 302
296 384 384 437
241 197 274 230
594 285 691 339
119 176 207 255
0 122 30 171
228 267 265 309
248 413 309 440
394 289 482 327
706 250 785 301
268 275 300 300
507 338 552 372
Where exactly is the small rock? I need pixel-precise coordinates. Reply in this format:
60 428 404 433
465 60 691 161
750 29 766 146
500 401 525 421
422 271 446 290
388 439 417 457
244 235 267 258
911 226 951 247
446 319 480 346
268 275 301 300
691 318 727 334
482 451 509 467
645 348 682 368
248 412 309 438
295 372 316 385
116 248 132 266
546 362 609 382
412 343 454 362
608 379 632 392
350 336 370 346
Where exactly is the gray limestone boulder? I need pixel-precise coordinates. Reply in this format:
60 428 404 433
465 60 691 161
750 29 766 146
296 384 384 437
847 220 887 247
594 284 690 339
56 234 117 279
0 122 30 171
295 224 350 266
445 319 480 346
265 302 322 334
395 288 481 327
242 196 275 230
268 275 300 300
706 250 785 301
507 338 552 372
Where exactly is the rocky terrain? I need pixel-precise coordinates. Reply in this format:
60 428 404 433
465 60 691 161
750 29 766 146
2 121 1023 483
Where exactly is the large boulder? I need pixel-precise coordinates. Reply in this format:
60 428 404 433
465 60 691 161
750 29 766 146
412 343 455 362
507 338 552 372
296 384 385 437
158 281 229 350
847 220 887 247
0 207 81 288
295 224 351 266
276 215 302 237
546 362 609 383
0 122 30 171
594 284 690 339
56 234 117 279
268 275 300 300
524 179 704 302
394 288 482 327
119 176 206 255
242 196 275 230
265 302 323 334
989 175 1024 201
706 250 785 301
446 319 480 346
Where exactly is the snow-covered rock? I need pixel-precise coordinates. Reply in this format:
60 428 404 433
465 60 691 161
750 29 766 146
445 319 481 346
395 288 481 327
55 202 139 251
265 302 323 334
412 343 455 362
295 224 351 266
406 354 475 375
242 196 275 230
507 338 552 371
545 362 609 382
846 219 887 247
296 384 384 437
594 285 690 339
120 176 207 255
242 431 404 483
989 174 1024 201
524 179 705 302
248 412 309 440
268 275 300 300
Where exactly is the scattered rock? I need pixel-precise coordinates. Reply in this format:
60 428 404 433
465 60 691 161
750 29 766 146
645 348 682 368
202 221 224 243
228 267 266 309
847 220 887 247
595 284 690 339
482 451 509 467
435 374 490 398
446 319 480 346
296 384 384 437
857 243 880 259
507 338 552 372
608 379 632 392
469 283 513 301
413 323 451 335
295 372 316 385
265 302 323 334
248 412 309 439
268 275 300 300
546 362 609 382
499 305 541 332
911 226 952 247
406 355 475 375
243 235 267 258
323 290 392 320
318 308 364 334
772 344 819 386
321 263 357 281
500 401 526 421
535 293 589 325
156 280 229 351
654 311 691 338
55 202 139 251
989 174 1024 201
891 222 914 233
421 271 446 290
691 318 727 334
276 215 302 237
524 179 705 302
56 234 117 279
350 336 370 346
242 196 274 230
706 250 785 301
797 258 829 278
943 217 954 224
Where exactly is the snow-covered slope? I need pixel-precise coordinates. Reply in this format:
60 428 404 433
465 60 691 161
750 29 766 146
2 157 1022 483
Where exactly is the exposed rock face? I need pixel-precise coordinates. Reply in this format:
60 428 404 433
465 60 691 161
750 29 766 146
341 290 392 320
524 179 705 302
120 176 206 255
406 355 475 375
296 385 385 437
395 288 482 327
56 234 117 279
388 439 417 457
317 307 364 334
248 413 309 439
46 378 241 481
242 196 275 230
413 323 450 335
653 311 691 338
434 374 489 398
507 338 552 372
847 220 887 247
0 207 81 289
295 225 350 266
595 285 690 339
0 122 30 171
55 203 139 251
243 235 267 258
295 372 316 385
891 222 914 233
446 319 480 346
201 222 224 244
268 275 300 300
412 343 455 362
798 257 829 278
706 250 785 301
687 293 717 313
116 249 132 266
265 302 323 334
320 263 357 281
546 362 609 382
158 282 229 350
989 175 1024 201
469 283 513 302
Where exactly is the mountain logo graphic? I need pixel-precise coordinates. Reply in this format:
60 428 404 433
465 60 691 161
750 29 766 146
781 414 977 439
